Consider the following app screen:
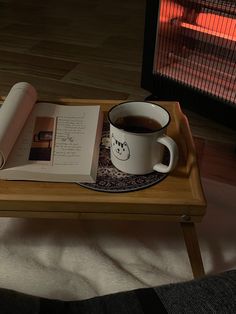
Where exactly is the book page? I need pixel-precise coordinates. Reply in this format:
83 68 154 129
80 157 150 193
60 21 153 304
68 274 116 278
2 102 102 182
0 82 37 168
53 115 86 166
28 116 55 164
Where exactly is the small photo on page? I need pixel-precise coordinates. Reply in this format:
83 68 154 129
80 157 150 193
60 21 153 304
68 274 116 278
28 117 55 163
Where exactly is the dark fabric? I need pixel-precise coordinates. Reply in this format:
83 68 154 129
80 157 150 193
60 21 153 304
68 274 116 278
0 287 162 314
39 298 67 314
155 270 236 314
63 290 145 314
135 288 167 314
0 288 40 314
0 270 235 314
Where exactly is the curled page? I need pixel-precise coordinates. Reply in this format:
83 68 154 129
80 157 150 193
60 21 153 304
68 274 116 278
0 82 37 169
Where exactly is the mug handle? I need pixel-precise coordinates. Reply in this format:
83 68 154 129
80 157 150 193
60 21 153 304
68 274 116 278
153 134 179 173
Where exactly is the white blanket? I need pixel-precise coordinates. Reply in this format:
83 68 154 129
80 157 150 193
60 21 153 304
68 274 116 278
0 178 235 301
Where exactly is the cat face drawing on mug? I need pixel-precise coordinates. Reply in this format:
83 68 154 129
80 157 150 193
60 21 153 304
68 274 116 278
111 134 130 161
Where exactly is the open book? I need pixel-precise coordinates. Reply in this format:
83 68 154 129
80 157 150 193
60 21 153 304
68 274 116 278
0 82 103 183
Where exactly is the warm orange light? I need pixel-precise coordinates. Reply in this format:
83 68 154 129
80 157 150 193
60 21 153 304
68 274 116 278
181 22 236 42
159 0 183 23
196 13 235 38
159 1 235 41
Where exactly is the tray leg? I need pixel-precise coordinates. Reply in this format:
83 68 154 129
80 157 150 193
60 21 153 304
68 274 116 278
181 222 205 279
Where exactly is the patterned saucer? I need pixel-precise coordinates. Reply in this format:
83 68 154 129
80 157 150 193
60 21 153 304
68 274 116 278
78 122 169 193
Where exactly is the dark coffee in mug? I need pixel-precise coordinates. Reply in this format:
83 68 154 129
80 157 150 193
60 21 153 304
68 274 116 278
109 101 178 174
114 115 162 133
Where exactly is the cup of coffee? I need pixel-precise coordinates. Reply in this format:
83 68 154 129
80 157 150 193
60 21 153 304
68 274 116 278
108 101 178 174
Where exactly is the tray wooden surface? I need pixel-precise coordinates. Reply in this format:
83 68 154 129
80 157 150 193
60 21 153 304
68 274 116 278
0 100 207 221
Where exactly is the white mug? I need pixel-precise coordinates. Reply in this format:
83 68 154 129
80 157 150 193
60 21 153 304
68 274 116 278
108 101 179 174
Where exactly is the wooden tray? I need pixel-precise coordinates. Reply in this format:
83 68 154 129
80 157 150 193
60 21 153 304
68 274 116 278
0 100 206 222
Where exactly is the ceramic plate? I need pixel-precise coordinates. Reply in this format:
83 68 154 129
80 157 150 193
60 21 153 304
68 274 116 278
78 120 169 193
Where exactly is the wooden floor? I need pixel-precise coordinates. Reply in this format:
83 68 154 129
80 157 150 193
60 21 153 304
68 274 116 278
0 0 235 185
0 0 149 100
